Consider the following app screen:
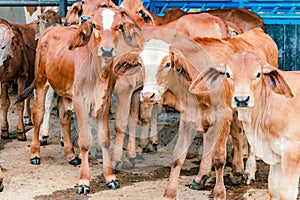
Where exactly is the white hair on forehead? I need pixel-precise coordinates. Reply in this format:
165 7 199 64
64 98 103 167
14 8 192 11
143 39 170 51
102 9 115 31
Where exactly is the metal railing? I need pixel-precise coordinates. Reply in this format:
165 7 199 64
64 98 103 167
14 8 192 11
121 0 300 24
0 0 79 16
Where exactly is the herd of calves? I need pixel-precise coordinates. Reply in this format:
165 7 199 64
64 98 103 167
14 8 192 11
0 0 299 199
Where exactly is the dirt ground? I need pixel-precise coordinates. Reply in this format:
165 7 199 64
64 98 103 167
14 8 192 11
0 94 295 200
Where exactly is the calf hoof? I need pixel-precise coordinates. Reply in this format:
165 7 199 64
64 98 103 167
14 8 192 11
60 140 64 147
242 173 254 185
69 157 81 166
189 175 209 190
0 178 3 192
225 172 242 186
148 144 158 154
189 180 205 190
122 157 135 169
17 132 27 141
40 136 49 146
1 130 9 139
107 180 120 189
76 185 90 195
25 122 33 126
30 157 41 165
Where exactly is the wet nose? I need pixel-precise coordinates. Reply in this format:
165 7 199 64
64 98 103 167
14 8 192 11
142 92 155 102
101 47 114 57
234 96 250 107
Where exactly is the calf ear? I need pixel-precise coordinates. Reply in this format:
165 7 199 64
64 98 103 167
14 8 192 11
113 51 141 75
120 22 144 49
189 65 225 94
68 21 93 50
262 64 294 98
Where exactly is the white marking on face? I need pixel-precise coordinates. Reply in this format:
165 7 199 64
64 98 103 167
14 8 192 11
140 39 170 102
102 9 115 31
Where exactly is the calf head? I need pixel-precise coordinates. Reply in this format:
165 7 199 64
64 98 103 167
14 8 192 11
68 7 144 60
0 24 14 66
190 50 294 109
64 0 117 26
120 0 154 25
35 10 61 40
113 38 197 103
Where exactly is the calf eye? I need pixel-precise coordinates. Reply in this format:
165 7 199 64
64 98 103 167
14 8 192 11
81 0 85 4
164 62 171 68
256 72 261 78
226 72 230 78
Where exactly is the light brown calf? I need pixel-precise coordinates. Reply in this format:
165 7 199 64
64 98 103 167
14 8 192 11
190 50 299 200
30 7 143 195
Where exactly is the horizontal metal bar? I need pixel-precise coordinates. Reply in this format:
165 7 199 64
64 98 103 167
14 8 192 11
0 1 78 7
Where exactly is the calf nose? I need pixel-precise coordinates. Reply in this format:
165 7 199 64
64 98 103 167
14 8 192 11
234 96 250 107
101 47 114 57
142 92 155 102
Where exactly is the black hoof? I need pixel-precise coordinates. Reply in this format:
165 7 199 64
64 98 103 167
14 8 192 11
17 133 27 141
69 157 81 166
189 180 205 190
25 122 34 126
60 140 64 147
107 180 120 189
1 130 9 139
30 157 41 165
0 178 3 192
76 185 90 195
122 157 135 169
40 136 49 146
242 173 254 185
189 175 209 190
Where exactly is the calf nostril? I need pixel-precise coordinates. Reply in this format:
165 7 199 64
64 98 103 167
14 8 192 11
142 92 155 102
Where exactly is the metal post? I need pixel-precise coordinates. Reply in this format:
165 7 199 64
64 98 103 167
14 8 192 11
59 0 68 17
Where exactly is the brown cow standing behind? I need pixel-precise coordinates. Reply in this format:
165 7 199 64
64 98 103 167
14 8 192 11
190 50 299 200
30 7 143 194
0 19 37 141
113 27 278 199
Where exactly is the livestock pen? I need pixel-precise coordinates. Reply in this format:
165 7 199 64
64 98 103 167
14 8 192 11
0 1 299 200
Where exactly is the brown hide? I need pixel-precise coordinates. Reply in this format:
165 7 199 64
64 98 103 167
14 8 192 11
31 7 143 193
0 20 35 140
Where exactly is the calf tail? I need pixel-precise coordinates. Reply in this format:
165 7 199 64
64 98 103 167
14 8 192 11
14 80 36 105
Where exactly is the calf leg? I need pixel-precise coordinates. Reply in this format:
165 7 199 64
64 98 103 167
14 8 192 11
39 87 55 145
123 91 140 169
228 111 244 184
112 88 133 171
190 132 214 190
148 103 161 152
98 97 119 189
30 84 48 164
137 102 152 156
279 151 300 200
268 164 281 200
58 97 80 166
74 99 92 195
23 93 33 126
1 82 10 139
243 143 256 184
164 121 195 199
